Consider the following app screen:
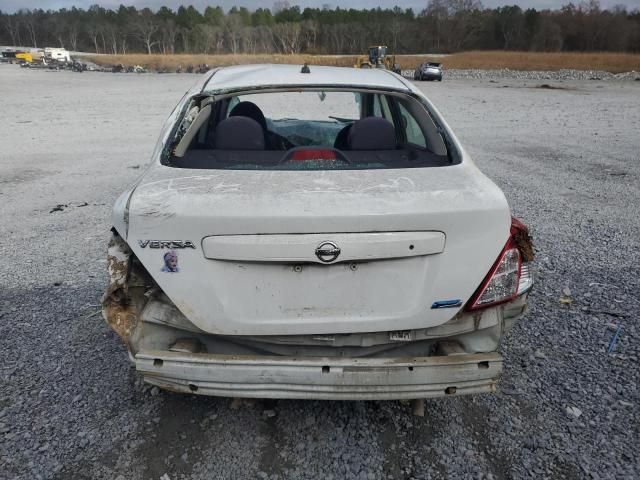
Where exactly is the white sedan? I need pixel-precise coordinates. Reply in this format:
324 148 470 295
102 64 533 400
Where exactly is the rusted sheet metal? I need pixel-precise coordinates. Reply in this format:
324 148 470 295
106 232 131 289
101 232 138 345
511 218 534 262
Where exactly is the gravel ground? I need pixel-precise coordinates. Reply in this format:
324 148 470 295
402 68 640 81
1 65 639 480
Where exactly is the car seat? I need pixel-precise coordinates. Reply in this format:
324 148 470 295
215 117 265 150
229 101 268 143
347 117 396 150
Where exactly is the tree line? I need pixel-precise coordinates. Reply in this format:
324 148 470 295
1 0 639 55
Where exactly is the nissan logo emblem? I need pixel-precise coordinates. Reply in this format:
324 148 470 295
315 241 341 263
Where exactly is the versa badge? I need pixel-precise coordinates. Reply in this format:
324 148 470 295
139 240 196 249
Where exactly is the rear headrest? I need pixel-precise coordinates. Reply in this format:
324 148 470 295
347 117 396 150
229 101 267 131
215 117 265 150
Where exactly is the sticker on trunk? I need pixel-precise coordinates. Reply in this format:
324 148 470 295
161 250 179 273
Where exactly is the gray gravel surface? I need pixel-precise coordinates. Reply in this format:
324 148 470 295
1 65 639 480
403 68 640 81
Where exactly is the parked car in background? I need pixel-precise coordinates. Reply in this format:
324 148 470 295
102 64 533 401
414 62 443 81
44 47 71 63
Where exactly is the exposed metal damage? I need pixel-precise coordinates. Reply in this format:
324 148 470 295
101 230 529 400
512 216 535 262
101 229 152 349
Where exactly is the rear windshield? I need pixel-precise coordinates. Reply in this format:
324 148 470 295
165 89 456 171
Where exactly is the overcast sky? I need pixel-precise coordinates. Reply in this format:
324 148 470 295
1 0 639 13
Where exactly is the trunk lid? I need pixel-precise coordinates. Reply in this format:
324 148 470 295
128 164 510 336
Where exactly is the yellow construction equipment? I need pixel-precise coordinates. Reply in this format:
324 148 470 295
15 52 34 63
354 46 401 74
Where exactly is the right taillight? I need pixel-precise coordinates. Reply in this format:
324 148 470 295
517 262 534 296
465 217 534 311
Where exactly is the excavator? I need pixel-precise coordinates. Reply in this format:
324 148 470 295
354 46 401 74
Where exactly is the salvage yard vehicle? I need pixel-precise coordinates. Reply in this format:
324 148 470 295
414 62 443 82
44 47 71 63
102 64 533 400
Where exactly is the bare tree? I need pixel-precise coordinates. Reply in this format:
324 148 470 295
327 24 346 53
223 14 243 54
48 14 66 48
19 10 39 47
2 14 22 46
85 22 102 53
67 21 80 51
272 22 302 53
243 26 257 53
0 3 638 57
495 6 525 49
179 27 190 53
302 20 318 53
255 25 275 53
160 19 179 54
195 23 222 54
103 22 120 54
532 15 563 51
132 11 159 54
424 0 448 50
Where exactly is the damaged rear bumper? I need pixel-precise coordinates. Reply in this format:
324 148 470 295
135 349 502 400
102 230 522 401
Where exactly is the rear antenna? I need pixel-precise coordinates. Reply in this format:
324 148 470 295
301 62 310 74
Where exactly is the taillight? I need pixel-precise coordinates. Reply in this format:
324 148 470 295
465 217 534 311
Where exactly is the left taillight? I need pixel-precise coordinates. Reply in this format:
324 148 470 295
465 217 533 311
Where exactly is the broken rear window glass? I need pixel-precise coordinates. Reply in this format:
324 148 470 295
166 89 454 170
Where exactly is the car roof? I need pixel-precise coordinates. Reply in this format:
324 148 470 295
200 64 411 94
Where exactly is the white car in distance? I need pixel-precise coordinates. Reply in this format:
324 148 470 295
102 64 534 400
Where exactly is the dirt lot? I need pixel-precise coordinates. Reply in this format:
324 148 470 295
1 65 639 480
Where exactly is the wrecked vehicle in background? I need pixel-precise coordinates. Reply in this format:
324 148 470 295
414 62 443 82
102 64 533 400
